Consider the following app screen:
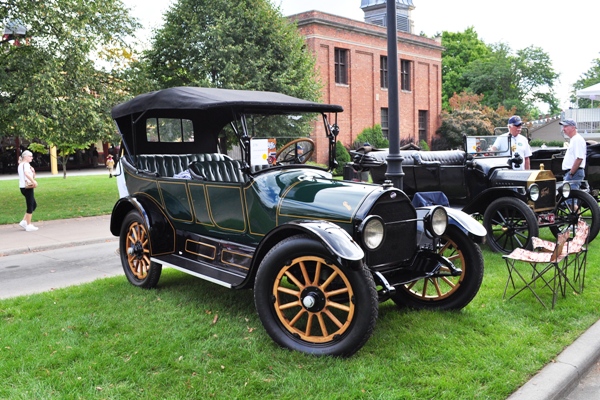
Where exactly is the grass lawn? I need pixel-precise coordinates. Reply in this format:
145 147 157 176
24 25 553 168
2 173 599 398
0 175 119 224
1 235 599 399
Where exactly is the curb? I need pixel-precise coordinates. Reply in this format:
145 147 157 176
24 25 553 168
507 319 600 399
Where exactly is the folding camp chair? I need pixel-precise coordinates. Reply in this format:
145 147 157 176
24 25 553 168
530 218 589 293
503 231 570 309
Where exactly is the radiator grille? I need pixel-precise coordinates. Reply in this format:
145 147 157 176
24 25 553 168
366 198 416 267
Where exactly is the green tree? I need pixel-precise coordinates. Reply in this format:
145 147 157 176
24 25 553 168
441 27 491 110
571 54 600 108
143 0 321 101
0 0 138 176
463 43 559 115
441 28 559 116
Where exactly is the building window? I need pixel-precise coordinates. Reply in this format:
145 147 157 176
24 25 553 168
381 108 389 139
335 48 348 84
400 59 412 91
380 56 388 89
418 110 428 143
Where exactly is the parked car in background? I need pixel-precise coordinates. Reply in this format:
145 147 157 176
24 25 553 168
351 134 600 254
109 87 485 357
530 142 600 200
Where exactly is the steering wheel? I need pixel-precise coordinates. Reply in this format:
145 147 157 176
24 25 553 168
275 138 315 165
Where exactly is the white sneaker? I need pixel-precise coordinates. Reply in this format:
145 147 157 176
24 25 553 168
19 220 27 229
25 224 38 232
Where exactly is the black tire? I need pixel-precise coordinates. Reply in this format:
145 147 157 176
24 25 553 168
391 225 484 311
119 211 162 288
254 235 378 357
551 190 600 242
483 197 539 254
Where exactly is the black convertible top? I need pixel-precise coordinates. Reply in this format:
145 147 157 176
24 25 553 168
111 86 343 118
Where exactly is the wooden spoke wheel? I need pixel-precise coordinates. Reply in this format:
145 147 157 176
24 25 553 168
119 211 162 288
391 226 484 310
254 235 378 357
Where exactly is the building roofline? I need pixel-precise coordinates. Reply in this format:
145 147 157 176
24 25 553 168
289 10 444 52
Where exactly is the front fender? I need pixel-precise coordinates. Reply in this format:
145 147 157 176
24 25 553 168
416 206 486 240
251 220 364 277
278 220 364 261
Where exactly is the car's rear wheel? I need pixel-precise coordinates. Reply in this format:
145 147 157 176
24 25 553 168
551 190 600 242
391 225 484 310
483 197 539 253
119 211 162 288
254 235 378 357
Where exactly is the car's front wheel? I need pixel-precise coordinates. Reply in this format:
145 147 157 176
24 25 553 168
483 197 539 253
391 225 484 310
254 235 378 357
119 211 162 288
552 190 600 242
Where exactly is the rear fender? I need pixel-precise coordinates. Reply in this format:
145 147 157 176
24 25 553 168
110 195 176 255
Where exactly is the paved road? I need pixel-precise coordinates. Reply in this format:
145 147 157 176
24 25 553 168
0 241 122 299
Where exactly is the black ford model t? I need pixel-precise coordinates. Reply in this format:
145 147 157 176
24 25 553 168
109 87 485 357
351 134 600 254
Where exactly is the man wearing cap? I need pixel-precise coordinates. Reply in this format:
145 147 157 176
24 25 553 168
491 115 531 170
561 118 586 189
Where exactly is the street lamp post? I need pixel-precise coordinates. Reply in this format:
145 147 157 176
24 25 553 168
384 0 405 190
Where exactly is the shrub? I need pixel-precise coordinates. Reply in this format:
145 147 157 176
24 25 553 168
419 139 430 151
353 124 390 149
334 140 351 175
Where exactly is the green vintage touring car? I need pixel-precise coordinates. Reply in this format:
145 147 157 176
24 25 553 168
109 87 485 356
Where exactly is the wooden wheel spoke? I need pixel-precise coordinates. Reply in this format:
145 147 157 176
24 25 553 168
278 299 302 310
316 313 328 337
320 270 339 291
325 287 349 297
277 286 300 296
288 308 306 326
326 300 350 312
299 261 311 286
305 313 314 336
323 309 344 329
312 260 322 286
284 270 304 290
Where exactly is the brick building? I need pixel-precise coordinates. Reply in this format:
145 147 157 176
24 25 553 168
290 2 443 163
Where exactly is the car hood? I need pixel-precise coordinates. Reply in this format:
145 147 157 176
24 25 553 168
274 171 377 224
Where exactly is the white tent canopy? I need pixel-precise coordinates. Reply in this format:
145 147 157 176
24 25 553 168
576 82 600 100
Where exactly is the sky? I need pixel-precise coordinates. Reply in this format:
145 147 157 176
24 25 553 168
122 0 600 112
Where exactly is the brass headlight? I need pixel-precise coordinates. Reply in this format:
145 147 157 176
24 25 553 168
360 216 385 250
529 183 540 202
425 206 448 238
562 182 571 198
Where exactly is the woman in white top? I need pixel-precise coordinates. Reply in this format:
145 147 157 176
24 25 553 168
17 150 39 231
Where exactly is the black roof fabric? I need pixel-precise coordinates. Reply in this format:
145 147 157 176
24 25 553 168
111 87 343 118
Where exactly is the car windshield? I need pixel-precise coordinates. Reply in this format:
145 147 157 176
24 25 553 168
219 112 324 167
465 135 513 157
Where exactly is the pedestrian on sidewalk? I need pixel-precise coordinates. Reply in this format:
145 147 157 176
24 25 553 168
17 150 39 232
106 154 115 178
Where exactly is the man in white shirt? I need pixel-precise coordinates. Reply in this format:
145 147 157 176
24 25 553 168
491 115 531 170
561 118 586 190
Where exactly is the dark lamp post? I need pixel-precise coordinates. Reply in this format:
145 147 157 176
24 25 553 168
384 0 405 189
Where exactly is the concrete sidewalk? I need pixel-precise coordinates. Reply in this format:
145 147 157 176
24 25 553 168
0 215 116 257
